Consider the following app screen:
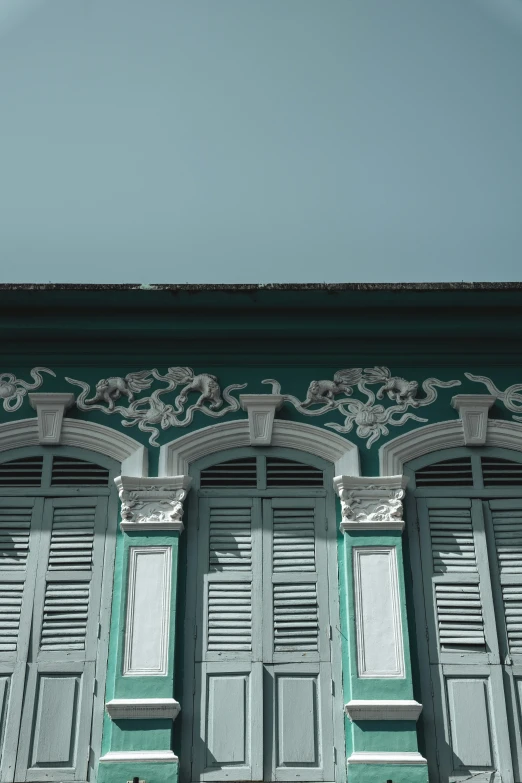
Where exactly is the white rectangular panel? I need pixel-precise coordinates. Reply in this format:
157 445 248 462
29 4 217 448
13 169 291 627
123 546 172 676
353 546 405 678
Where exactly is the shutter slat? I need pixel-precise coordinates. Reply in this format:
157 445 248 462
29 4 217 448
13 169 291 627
51 457 109 487
48 506 95 571
207 581 252 651
435 583 485 650
0 457 44 487
482 457 522 487
502 587 522 653
0 584 23 650
416 458 473 488
273 583 318 652
266 458 323 488
491 508 522 575
273 508 315 573
40 582 90 650
428 505 477 574
209 506 252 571
201 458 257 488
0 507 32 570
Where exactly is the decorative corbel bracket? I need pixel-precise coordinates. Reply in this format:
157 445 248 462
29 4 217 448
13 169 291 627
451 393 496 446
333 475 409 532
240 394 284 446
28 392 75 445
115 475 192 532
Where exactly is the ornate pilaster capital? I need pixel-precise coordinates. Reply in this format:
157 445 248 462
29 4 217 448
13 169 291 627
333 475 409 532
115 475 192 532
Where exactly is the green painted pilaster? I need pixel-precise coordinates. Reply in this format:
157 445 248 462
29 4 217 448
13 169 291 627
98 476 191 783
335 476 428 783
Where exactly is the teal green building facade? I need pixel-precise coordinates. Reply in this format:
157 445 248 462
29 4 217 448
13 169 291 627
1 283 522 783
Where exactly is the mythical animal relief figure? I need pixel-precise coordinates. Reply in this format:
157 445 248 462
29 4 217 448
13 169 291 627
163 367 224 411
85 371 153 410
302 368 363 407
364 366 420 406
66 366 246 446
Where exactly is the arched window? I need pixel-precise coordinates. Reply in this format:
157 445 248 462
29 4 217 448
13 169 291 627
0 447 118 783
405 447 522 783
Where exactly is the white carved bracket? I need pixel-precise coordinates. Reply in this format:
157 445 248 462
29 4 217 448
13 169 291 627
115 475 192 532
333 475 408 531
28 392 75 445
451 393 496 446
345 700 422 721
240 394 283 446
106 698 180 721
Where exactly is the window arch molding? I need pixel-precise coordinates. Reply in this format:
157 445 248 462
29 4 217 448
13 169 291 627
379 419 522 477
159 419 360 477
0 416 147 476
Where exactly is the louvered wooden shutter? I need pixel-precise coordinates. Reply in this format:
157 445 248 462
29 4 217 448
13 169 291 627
194 497 263 781
0 497 43 781
14 496 108 783
487 499 522 657
263 497 334 782
419 497 487 654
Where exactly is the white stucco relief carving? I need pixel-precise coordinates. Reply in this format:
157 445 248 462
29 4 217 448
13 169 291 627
0 364 484 450
65 367 247 446
465 372 522 421
264 367 461 447
115 475 192 531
0 367 55 412
334 475 409 531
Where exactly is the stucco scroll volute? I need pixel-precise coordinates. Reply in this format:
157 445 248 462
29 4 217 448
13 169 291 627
333 475 409 532
115 475 192 532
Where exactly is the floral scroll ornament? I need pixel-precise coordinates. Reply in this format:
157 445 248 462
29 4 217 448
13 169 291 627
0 368 55 412
66 367 247 446
465 373 522 421
263 367 461 448
340 485 405 524
118 485 187 525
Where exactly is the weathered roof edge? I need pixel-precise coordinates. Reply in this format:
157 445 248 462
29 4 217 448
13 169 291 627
1 282 522 292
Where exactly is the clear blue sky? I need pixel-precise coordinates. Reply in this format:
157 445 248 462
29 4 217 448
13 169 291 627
1 0 521 283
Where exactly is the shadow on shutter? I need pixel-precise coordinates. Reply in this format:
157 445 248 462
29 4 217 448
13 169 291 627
429 505 478 573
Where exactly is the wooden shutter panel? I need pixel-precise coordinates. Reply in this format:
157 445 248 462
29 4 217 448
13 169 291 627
419 498 488 655
488 499 522 657
0 497 43 782
14 496 108 783
263 497 334 782
194 497 263 781
416 494 513 783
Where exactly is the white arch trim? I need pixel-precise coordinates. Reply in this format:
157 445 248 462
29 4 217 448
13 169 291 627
159 419 360 477
0 417 148 477
380 418 522 476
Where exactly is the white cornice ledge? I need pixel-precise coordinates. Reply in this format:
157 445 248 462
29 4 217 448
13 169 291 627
334 475 408 531
348 752 427 765
28 393 75 445
240 394 284 446
106 698 180 721
345 700 423 722
115 475 192 532
99 751 178 764
451 394 496 446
